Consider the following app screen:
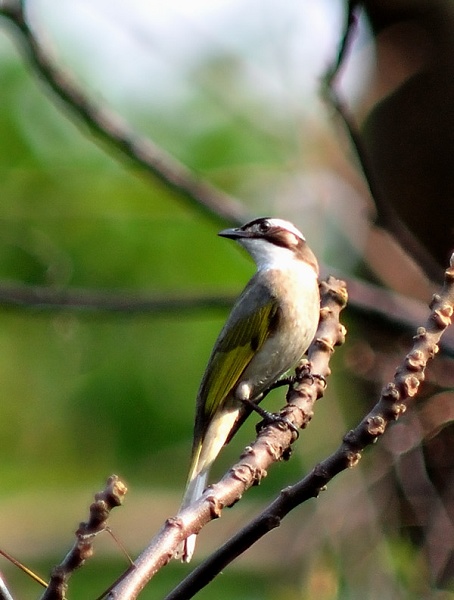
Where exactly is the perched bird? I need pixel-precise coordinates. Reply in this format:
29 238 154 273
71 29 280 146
177 217 320 562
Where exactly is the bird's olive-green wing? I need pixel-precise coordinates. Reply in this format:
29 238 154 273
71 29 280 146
196 280 280 438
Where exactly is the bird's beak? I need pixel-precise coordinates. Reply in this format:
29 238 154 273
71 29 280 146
218 227 250 239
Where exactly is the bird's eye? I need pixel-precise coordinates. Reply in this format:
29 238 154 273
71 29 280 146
257 220 271 233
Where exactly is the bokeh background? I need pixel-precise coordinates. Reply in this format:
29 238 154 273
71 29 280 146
0 0 453 598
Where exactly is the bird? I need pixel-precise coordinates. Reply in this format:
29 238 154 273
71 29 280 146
176 217 320 562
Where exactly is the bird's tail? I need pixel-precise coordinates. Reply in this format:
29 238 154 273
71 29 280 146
175 443 209 562
176 468 209 562
175 405 240 562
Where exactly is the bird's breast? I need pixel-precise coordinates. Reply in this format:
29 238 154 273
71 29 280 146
238 264 319 399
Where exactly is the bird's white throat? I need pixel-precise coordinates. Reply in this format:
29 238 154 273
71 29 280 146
238 237 312 273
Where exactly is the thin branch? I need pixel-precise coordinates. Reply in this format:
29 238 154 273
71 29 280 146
321 0 443 283
105 276 347 599
0 1 247 227
163 254 454 600
0 276 453 355
0 281 235 314
39 475 127 600
0 550 47 589
323 0 360 88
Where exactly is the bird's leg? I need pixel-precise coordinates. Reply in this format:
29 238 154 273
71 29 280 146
259 362 322 397
258 363 325 402
261 378 293 395
239 363 327 438
240 396 300 437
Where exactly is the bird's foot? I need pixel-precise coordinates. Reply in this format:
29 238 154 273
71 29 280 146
261 364 326 398
240 397 299 438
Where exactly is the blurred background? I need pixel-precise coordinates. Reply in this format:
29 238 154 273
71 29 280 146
0 0 453 598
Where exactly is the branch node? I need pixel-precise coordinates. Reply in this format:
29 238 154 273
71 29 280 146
366 415 386 438
319 306 333 321
381 382 400 402
402 375 421 398
346 451 362 468
414 326 427 339
262 438 284 461
230 463 263 485
429 343 439 358
312 463 330 486
165 516 184 532
446 258 454 278
239 445 254 458
313 337 335 354
77 540 94 562
393 403 407 419
320 276 349 308
266 515 281 530
205 495 223 519
337 324 348 345
404 349 425 371
431 305 453 329
102 475 128 508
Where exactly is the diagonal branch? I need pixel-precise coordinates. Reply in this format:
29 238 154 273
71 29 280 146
162 254 454 600
105 276 347 599
39 475 127 600
0 1 247 226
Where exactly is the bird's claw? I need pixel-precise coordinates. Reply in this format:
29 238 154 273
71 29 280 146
256 411 300 439
241 397 300 438
294 363 327 388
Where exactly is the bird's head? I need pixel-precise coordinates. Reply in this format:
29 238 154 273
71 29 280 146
219 217 318 274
